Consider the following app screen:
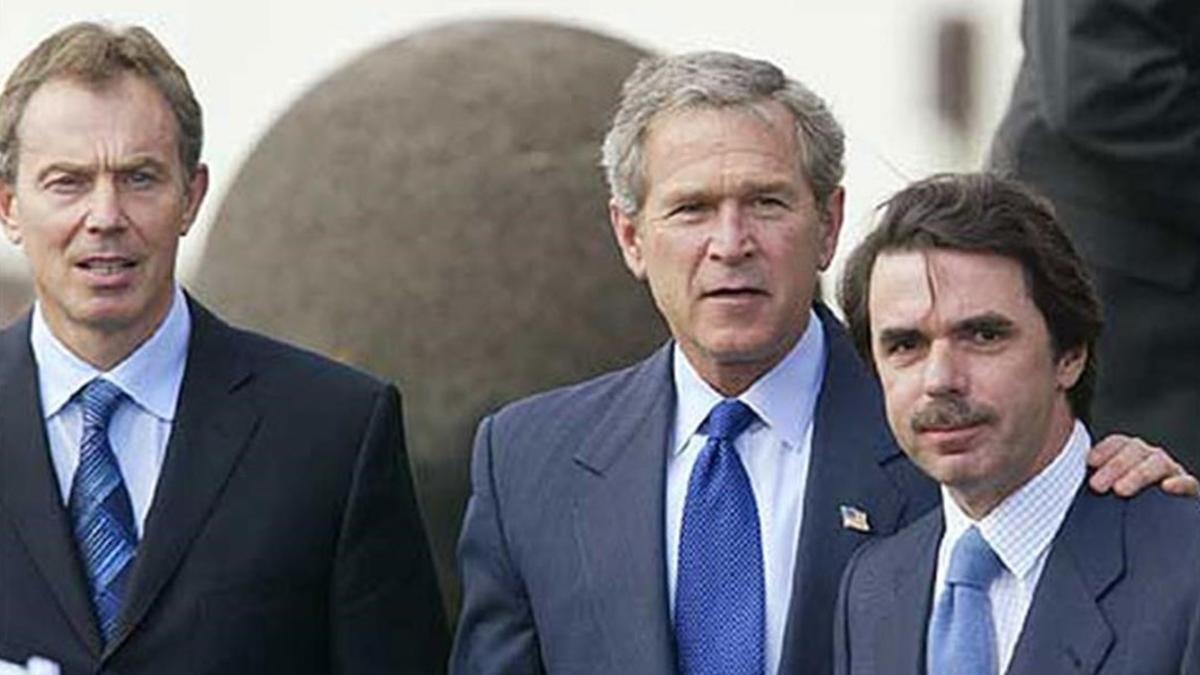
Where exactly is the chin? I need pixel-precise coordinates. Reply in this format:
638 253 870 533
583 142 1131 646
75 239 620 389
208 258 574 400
911 449 982 485
73 299 150 332
704 326 793 358
703 341 781 368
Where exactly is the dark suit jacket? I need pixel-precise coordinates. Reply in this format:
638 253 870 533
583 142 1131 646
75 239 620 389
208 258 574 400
834 486 1200 675
0 299 448 674
990 0 1200 289
452 304 937 674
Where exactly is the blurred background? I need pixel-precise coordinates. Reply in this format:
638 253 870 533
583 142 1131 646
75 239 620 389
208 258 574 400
0 0 1023 296
0 0 1024 617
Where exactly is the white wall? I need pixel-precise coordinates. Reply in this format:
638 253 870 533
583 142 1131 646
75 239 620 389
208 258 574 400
0 0 1023 293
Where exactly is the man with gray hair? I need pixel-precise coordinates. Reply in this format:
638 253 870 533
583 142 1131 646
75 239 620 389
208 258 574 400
452 51 1193 674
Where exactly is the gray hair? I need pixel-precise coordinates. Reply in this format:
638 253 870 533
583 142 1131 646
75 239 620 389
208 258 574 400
600 50 845 216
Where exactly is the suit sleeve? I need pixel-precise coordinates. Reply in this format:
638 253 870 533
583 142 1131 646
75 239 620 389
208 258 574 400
451 415 545 675
1029 0 1200 166
331 384 449 674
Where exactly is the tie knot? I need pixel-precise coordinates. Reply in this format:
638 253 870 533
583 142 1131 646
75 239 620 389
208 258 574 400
79 378 125 429
706 400 756 443
947 526 1004 590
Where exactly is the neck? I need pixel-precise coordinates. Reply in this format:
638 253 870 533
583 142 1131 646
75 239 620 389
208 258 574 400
40 296 173 372
687 341 798 398
700 365 769 397
54 323 156 371
683 315 812 398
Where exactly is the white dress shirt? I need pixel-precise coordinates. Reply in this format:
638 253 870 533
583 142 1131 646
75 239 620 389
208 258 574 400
0 656 59 675
931 420 1090 674
31 285 191 536
666 308 827 675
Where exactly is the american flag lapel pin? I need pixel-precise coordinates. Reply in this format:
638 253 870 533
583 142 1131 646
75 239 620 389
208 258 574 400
840 504 871 533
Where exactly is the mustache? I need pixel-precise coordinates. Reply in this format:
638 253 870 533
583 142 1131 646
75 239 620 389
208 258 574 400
910 396 997 433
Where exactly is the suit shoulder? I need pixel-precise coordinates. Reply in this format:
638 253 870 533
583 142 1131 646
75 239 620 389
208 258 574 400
211 319 390 399
488 349 665 439
839 508 941 628
1122 488 1200 550
470 348 669 497
853 508 942 574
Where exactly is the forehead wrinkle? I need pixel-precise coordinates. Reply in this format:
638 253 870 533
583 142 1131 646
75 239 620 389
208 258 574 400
37 153 165 173
869 250 935 337
647 104 798 172
664 173 798 202
19 76 177 151
921 248 941 316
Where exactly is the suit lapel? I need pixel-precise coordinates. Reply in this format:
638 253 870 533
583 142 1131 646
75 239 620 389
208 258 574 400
880 512 941 675
0 316 103 656
1006 489 1119 674
780 306 914 675
571 344 675 673
107 299 261 654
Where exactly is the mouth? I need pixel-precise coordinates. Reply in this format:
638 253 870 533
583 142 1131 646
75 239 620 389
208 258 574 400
76 256 138 276
75 256 140 287
915 422 987 450
701 287 768 300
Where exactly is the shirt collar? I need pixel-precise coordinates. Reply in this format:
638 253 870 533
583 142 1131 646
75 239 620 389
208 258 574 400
941 420 1090 580
30 285 192 421
671 307 827 454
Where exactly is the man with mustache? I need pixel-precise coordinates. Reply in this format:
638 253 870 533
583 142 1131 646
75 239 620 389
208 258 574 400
834 173 1200 674
452 51 1195 675
0 22 446 673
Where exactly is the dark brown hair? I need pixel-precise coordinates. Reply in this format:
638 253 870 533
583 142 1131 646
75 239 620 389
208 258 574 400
838 172 1103 420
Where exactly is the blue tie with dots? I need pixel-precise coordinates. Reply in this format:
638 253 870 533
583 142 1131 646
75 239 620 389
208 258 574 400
69 378 138 647
927 526 1005 675
675 399 764 675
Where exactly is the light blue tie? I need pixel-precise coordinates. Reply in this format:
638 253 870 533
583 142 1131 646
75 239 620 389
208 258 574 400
69 378 138 647
675 399 764 675
927 526 1005 675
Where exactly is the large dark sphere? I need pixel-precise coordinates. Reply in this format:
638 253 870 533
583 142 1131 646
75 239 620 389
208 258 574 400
0 274 32 329
192 20 665 618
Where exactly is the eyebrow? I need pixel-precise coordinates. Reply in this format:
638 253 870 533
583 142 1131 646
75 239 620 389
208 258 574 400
876 326 924 347
35 156 169 183
658 186 712 206
875 311 1016 343
952 313 1016 335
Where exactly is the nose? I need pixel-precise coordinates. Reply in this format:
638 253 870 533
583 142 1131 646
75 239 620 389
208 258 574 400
922 340 967 397
82 178 127 232
707 202 754 262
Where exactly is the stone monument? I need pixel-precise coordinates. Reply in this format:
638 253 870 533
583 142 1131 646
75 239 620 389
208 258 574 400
192 20 666 617
0 274 32 329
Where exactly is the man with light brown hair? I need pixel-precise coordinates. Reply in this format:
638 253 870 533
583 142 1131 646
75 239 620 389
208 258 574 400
0 22 447 673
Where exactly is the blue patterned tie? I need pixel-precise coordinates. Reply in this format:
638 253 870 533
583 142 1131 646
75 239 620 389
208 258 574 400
675 399 764 675
69 378 138 646
927 526 1004 675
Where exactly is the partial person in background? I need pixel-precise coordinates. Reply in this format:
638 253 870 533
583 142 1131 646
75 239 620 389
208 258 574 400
452 50 1195 675
990 0 1200 473
836 172 1200 675
0 22 446 673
